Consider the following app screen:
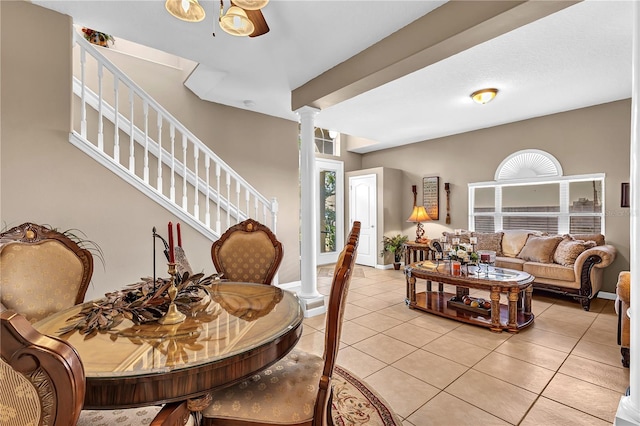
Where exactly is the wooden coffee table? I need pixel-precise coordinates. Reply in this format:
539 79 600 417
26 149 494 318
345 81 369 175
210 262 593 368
405 261 534 333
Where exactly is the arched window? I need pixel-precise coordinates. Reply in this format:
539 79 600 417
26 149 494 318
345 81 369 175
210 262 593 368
469 150 605 234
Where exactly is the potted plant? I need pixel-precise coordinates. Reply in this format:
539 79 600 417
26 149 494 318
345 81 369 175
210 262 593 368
381 234 409 270
81 27 115 48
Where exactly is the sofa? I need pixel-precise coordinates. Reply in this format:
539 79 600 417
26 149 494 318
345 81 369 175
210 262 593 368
430 230 617 311
616 271 630 367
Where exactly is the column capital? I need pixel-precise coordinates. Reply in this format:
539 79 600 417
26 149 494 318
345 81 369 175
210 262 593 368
295 106 320 120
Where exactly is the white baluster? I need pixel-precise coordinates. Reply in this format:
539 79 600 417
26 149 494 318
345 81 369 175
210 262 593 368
80 48 87 137
182 135 188 210
143 101 149 183
129 89 135 172
157 113 163 191
236 181 241 220
193 147 200 219
97 63 104 151
170 124 176 202
226 173 231 228
205 156 211 227
216 164 221 234
271 198 278 234
113 79 120 163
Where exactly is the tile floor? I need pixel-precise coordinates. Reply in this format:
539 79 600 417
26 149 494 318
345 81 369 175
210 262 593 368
297 265 628 425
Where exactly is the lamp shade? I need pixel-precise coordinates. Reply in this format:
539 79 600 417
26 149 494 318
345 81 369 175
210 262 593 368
407 205 430 223
220 5 255 36
233 0 269 10
165 0 206 22
471 88 498 105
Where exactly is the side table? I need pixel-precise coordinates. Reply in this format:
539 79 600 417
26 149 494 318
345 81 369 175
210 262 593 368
404 241 432 267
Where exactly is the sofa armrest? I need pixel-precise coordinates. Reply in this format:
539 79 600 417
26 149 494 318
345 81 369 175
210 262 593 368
573 244 617 275
617 271 631 304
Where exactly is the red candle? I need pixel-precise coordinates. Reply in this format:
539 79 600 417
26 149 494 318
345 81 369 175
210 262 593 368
168 221 175 263
177 223 182 247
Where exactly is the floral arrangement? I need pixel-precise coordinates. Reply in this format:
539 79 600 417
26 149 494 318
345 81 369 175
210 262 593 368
81 27 115 47
448 243 479 264
58 271 222 337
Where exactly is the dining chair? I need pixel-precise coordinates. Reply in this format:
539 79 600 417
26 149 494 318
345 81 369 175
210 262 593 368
211 218 283 285
0 222 94 322
198 221 361 426
1 310 194 426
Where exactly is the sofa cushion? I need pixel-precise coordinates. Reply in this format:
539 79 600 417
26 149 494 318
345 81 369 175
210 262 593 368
501 230 538 258
442 231 471 244
495 257 525 271
571 233 605 246
517 235 563 263
523 262 576 283
473 232 504 256
553 236 597 267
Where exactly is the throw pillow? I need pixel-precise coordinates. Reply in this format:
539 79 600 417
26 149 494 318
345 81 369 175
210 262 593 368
501 230 535 257
517 235 563 263
473 232 504 256
571 233 605 246
553 236 597 267
441 231 471 244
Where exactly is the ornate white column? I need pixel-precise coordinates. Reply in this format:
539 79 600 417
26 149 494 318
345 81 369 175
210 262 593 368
295 106 326 317
616 1 640 424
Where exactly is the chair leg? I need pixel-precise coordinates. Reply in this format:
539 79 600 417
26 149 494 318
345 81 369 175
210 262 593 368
622 347 630 368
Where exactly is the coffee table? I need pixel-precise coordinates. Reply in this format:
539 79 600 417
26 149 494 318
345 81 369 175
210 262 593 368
405 261 534 333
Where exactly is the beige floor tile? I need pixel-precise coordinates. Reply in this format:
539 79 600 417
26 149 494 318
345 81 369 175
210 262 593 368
408 313 462 334
571 339 623 368
351 311 403 332
350 296 398 311
446 369 537 424
392 348 468 389
560 354 629 393
542 373 622 422
371 291 407 304
342 303 372 321
538 303 598 326
302 313 326 331
520 396 611 426
532 315 590 338
402 420 416 426
423 335 491 367
446 324 512 350
336 346 386 378
352 334 417 364
581 326 619 346
473 351 555 394
345 291 370 303
377 304 423 322
294 330 324 356
590 312 619 331
383 323 442 348
364 366 440 418
509 325 579 353
339 320 379 345
407 392 511 426
494 338 568 370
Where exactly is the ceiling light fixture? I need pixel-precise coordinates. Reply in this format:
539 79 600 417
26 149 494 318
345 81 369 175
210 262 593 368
165 0 206 22
471 88 498 105
233 0 269 11
219 1 255 36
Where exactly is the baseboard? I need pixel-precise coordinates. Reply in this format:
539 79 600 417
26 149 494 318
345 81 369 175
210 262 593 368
598 291 616 300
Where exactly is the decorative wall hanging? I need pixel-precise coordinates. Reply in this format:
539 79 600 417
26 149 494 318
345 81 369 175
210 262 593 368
444 182 451 224
622 182 630 208
422 176 440 220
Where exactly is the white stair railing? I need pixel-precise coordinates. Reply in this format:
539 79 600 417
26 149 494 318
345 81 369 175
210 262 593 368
70 32 278 240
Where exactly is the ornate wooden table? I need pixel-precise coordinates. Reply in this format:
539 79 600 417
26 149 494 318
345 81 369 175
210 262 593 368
34 282 303 409
403 240 433 266
405 261 534 333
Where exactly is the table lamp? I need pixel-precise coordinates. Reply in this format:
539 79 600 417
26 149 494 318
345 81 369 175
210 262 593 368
407 205 430 243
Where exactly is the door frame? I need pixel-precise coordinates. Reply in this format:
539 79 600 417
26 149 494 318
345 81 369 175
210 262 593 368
316 158 344 266
348 173 377 267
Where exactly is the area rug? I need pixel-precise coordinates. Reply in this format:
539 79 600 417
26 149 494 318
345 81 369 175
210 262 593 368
319 267 366 278
332 365 403 426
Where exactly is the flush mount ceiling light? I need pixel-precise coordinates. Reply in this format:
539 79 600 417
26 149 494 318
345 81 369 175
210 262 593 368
219 2 255 36
233 0 269 10
471 88 498 105
165 0 206 22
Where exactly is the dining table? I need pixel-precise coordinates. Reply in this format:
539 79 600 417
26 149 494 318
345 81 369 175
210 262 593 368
33 281 304 410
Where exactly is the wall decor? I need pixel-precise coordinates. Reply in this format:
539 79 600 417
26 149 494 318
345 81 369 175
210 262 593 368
444 182 451 224
422 176 440 220
621 182 630 208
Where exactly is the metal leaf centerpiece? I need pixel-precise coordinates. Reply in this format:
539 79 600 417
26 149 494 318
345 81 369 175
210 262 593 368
58 271 223 337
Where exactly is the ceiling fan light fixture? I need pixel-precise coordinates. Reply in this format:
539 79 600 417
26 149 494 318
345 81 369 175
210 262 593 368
165 0 206 22
232 0 269 11
220 5 255 36
471 88 498 105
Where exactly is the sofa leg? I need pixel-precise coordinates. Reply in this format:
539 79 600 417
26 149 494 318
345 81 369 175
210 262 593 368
622 347 630 368
580 298 591 311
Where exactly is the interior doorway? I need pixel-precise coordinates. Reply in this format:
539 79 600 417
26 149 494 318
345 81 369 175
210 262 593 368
348 174 377 267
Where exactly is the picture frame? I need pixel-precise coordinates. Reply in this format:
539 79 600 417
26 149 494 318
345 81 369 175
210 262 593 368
621 182 630 208
422 176 440 220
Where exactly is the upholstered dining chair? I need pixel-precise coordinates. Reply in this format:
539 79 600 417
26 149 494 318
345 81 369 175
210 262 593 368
1 310 193 426
0 222 94 322
198 221 361 426
211 218 283 285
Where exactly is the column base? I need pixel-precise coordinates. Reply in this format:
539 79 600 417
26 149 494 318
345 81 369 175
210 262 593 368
298 294 327 318
616 395 640 425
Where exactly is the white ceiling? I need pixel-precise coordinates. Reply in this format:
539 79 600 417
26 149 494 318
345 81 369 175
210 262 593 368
33 0 634 154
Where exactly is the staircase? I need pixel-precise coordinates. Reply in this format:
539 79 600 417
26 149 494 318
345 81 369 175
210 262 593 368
70 32 278 242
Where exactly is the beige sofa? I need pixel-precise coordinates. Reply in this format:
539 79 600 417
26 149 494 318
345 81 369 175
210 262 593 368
431 230 617 311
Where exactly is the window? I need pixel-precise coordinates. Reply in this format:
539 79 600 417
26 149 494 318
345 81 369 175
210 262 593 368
469 150 605 234
314 128 339 156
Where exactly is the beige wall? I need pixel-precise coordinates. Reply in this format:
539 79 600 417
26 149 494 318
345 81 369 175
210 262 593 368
361 100 631 293
1 1 301 300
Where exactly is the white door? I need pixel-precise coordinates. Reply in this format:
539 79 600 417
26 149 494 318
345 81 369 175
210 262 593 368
317 159 344 265
349 174 377 267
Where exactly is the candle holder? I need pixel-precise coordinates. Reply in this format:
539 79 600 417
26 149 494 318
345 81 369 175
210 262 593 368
158 262 186 325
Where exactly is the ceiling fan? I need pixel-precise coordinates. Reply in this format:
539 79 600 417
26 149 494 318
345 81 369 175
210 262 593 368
165 0 270 38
